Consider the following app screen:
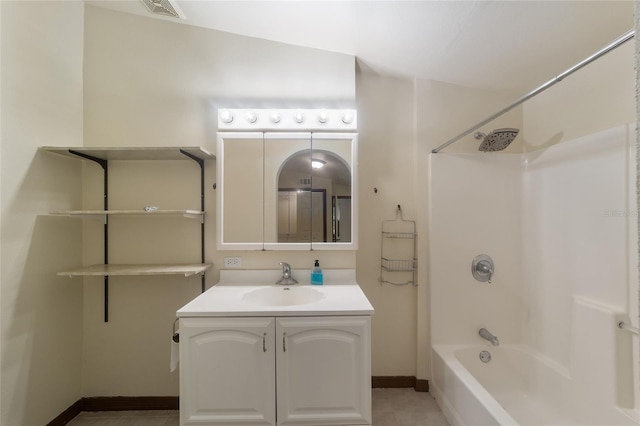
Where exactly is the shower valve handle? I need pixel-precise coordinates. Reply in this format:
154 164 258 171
472 255 494 283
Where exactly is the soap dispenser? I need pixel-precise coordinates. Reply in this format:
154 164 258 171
311 259 323 285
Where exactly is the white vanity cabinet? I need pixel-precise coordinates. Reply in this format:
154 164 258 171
180 315 371 426
276 316 371 425
180 317 276 425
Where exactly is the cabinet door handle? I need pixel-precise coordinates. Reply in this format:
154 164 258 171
263 332 267 352
282 332 287 352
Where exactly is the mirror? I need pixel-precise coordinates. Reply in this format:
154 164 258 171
275 145 351 244
217 131 357 250
220 135 264 244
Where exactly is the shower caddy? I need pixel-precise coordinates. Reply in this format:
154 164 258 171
379 205 416 286
40 146 214 322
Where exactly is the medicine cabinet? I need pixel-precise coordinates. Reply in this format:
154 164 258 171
216 109 358 251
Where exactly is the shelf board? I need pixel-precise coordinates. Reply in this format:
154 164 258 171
50 209 205 219
382 232 416 239
381 258 416 272
40 146 215 161
57 263 212 278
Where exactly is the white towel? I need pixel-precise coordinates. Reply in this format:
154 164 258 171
170 337 179 372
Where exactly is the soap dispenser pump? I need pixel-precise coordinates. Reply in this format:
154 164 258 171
311 260 323 285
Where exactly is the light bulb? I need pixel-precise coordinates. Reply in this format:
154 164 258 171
318 111 328 124
219 110 234 124
270 112 281 123
311 159 326 169
246 112 258 123
342 112 354 124
295 112 305 124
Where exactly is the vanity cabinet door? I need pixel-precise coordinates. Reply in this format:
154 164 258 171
180 317 276 426
275 316 371 425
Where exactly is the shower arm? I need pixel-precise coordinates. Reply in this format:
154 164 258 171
431 29 635 154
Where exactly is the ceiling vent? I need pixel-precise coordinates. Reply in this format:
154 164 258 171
140 0 185 19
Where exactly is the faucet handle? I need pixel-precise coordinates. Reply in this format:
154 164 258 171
279 262 291 277
472 255 494 283
276 262 297 285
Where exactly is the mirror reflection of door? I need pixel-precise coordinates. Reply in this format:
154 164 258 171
277 149 350 243
332 196 352 242
278 189 326 242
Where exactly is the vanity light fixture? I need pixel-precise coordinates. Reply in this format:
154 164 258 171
217 109 356 130
246 112 258 123
219 110 234 124
311 159 326 169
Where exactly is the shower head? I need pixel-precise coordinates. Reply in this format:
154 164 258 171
474 128 519 152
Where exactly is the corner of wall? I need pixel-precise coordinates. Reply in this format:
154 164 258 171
1 1 85 424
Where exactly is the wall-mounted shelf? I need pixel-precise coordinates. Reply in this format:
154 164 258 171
40 146 214 161
50 209 205 220
41 146 214 322
381 232 415 240
381 258 416 272
57 263 212 278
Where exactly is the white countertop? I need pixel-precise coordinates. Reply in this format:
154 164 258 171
177 269 374 317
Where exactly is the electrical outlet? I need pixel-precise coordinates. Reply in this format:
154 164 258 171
223 256 242 268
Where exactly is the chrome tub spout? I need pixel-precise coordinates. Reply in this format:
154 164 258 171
479 328 499 346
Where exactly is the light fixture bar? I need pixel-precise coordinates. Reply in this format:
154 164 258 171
217 109 357 131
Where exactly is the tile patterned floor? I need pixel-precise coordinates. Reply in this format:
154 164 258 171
372 389 449 426
67 388 449 426
67 410 179 426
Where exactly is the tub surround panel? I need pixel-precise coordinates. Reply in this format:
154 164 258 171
571 297 636 421
429 154 524 346
523 125 635 368
430 125 638 425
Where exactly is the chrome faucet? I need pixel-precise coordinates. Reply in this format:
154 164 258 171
276 262 298 285
479 328 499 346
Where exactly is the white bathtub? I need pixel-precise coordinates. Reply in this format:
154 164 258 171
431 344 638 426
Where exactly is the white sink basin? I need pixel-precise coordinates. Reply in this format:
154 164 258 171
242 286 325 306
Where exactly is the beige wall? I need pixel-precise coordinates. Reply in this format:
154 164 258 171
523 42 635 150
82 6 357 396
1 1 84 424
83 6 355 151
356 68 418 375
417 79 524 154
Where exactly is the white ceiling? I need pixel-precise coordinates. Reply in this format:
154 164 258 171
87 0 634 94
